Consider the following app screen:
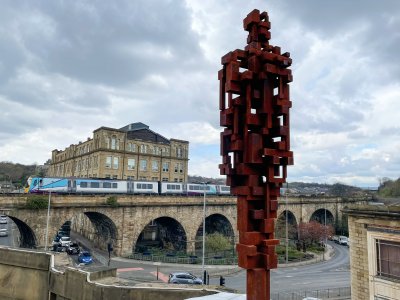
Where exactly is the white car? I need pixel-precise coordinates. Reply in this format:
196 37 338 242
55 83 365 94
0 217 7 224
58 236 71 247
0 229 8 237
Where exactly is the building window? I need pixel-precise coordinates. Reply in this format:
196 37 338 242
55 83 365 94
152 177 158 181
162 177 168 182
140 144 147 153
111 136 118 150
162 162 169 172
113 175 118 179
376 239 400 280
127 158 135 170
176 147 183 158
174 178 178 182
127 176 134 180
113 157 119 169
140 159 147 171
174 163 183 173
139 176 147 180
105 156 112 168
105 174 111 179
128 143 136 152
152 161 158 171
106 137 110 149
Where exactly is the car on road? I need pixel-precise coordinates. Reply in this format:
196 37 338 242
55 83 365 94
66 243 80 255
0 229 8 237
0 216 7 224
58 236 71 247
78 251 93 264
338 236 349 246
168 272 203 285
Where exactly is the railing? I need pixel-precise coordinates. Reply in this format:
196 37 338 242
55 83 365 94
129 253 238 265
271 287 351 300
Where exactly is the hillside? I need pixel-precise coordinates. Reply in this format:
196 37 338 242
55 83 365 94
378 178 400 198
0 161 38 187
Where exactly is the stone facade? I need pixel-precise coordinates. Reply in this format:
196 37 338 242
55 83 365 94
48 122 189 182
0 195 368 258
344 204 400 300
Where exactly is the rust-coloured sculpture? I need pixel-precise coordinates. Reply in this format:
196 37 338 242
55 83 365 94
219 9 293 300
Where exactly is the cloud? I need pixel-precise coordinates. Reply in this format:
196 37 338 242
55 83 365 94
0 0 399 187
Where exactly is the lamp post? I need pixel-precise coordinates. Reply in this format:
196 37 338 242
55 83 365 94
202 182 207 282
324 206 327 261
285 182 288 264
44 191 51 251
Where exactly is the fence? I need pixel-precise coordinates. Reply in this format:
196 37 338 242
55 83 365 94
271 287 351 300
130 253 238 265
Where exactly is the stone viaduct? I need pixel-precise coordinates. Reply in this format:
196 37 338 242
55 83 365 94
0 195 369 256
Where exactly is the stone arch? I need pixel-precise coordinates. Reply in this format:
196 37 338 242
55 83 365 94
134 216 187 254
275 210 297 239
194 213 235 255
67 211 118 252
6 216 36 248
309 209 334 225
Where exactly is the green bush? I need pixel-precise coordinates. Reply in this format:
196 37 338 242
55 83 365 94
26 195 48 209
205 232 231 253
106 196 119 207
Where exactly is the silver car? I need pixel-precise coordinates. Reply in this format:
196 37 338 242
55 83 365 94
0 217 7 224
168 272 203 285
0 229 8 237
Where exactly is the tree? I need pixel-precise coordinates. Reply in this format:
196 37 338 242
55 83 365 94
297 221 334 252
205 232 231 253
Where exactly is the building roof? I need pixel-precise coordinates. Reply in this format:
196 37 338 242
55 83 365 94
93 122 188 145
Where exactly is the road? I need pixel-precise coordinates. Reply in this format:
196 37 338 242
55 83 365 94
0 224 350 295
110 241 350 294
0 217 18 247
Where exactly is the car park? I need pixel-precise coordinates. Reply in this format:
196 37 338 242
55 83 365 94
0 229 8 237
78 251 93 264
168 272 203 285
66 243 80 255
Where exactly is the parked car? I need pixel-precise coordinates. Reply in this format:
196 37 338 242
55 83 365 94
332 236 339 243
78 251 93 264
0 216 7 224
66 243 80 255
58 236 71 247
168 272 203 285
0 229 8 237
338 236 349 246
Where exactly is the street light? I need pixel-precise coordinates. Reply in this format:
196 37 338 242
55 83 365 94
44 191 51 251
195 180 211 284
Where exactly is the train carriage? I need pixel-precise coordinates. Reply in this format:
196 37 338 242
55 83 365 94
75 179 127 194
159 182 184 195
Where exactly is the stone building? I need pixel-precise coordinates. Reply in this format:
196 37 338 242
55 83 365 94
344 203 400 300
47 122 189 182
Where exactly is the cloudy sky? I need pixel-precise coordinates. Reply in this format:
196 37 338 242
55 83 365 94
0 0 399 187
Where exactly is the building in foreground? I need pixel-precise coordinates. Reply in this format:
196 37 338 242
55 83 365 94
48 122 189 182
344 203 400 300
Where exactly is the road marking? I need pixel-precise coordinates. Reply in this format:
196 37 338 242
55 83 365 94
150 271 169 283
117 267 144 272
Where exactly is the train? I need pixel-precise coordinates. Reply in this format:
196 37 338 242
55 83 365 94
27 177 231 196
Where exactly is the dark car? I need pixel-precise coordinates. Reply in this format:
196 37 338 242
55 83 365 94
168 272 203 285
66 243 80 255
78 251 93 264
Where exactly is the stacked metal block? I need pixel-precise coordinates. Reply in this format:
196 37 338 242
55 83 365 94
219 9 294 300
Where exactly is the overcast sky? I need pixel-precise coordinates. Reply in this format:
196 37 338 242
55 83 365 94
0 0 399 187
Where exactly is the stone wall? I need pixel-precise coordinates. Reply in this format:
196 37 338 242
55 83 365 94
345 205 400 300
0 246 218 300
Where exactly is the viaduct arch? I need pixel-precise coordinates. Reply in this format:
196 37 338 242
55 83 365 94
0 195 369 256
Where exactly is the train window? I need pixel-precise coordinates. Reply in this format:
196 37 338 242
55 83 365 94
221 186 230 191
80 182 88 188
112 183 118 188
103 182 111 188
147 184 153 189
33 179 38 186
90 182 100 188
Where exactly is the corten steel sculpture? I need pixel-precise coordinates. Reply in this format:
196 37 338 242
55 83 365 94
219 9 293 300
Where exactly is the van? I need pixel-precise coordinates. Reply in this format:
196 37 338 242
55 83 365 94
338 236 348 246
